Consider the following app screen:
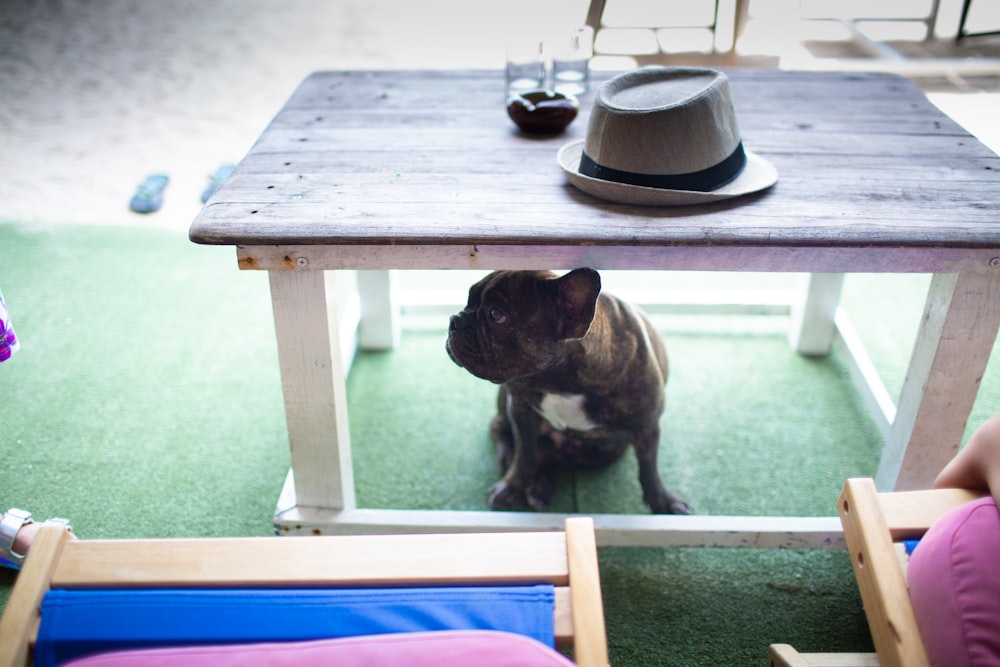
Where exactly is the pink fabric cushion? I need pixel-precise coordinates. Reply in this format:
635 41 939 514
62 630 577 667
908 495 1000 667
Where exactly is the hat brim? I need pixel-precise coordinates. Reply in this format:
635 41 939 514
557 140 778 206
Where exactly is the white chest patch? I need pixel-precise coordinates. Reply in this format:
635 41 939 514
535 393 599 432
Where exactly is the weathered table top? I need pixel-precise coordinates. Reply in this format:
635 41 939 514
189 69 1000 254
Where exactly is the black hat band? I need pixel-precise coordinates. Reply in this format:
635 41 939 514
579 142 746 193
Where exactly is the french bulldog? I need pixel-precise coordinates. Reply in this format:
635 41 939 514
445 268 691 515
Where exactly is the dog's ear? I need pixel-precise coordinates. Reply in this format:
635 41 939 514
554 268 601 339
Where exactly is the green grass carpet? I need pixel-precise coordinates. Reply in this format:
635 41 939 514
2 222 998 665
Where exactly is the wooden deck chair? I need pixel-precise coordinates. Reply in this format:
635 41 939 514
0 517 607 667
769 477 983 667
584 0 750 65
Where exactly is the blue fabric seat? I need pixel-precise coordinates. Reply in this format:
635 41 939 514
36 585 556 667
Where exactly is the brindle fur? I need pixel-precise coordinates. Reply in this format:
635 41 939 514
446 268 690 514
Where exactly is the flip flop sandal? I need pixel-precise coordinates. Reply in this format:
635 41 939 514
129 174 169 213
200 163 236 203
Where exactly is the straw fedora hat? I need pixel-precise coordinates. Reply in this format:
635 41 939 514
558 66 777 206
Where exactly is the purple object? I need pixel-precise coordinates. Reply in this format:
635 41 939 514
0 289 19 362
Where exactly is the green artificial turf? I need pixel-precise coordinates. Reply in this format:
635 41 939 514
2 222 998 665
350 319 885 517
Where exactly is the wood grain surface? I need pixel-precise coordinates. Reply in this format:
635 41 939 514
190 69 1000 251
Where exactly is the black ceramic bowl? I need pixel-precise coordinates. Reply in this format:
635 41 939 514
506 90 579 134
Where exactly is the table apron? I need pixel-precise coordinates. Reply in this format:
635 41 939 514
236 244 1000 274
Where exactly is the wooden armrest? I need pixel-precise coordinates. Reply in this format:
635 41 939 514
837 478 985 667
0 523 75 667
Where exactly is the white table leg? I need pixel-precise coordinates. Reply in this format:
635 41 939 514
788 273 845 356
357 269 400 350
877 271 1000 491
268 269 355 511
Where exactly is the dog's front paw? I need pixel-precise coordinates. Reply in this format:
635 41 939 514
488 480 530 510
646 489 693 515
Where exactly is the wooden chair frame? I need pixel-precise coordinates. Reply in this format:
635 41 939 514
0 517 607 667
769 477 982 667
768 646 879 667
584 0 751 63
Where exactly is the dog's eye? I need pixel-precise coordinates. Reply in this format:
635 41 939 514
488 306 507 325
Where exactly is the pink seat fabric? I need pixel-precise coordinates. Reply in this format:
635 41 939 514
63 629 577 667
908 495 1000 667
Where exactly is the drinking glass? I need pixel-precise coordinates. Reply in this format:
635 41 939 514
552 26 594 95
505 39 547 96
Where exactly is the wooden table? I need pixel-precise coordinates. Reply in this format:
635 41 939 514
190 69 1000 548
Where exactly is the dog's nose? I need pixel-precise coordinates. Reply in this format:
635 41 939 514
448 310 476 331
